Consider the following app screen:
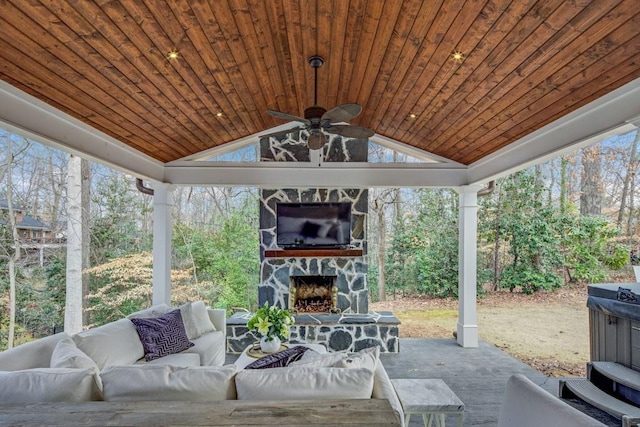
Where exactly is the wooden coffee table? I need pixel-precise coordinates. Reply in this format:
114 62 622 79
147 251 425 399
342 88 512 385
0 399 401 426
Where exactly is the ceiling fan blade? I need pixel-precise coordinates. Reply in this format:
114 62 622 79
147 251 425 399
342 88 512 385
267 109 310 126
324 124 374 139
260 126 305 139
307 132 327 150
322 103 362 123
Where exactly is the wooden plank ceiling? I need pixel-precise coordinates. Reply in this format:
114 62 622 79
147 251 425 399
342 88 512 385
1 0 639 166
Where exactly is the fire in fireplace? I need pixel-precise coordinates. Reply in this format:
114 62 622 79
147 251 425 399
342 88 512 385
289 275 338 314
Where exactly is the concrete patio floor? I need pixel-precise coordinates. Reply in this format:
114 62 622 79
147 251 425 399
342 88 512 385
227 337 619 426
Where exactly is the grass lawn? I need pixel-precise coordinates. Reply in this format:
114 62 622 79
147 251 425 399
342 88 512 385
370 284 590 377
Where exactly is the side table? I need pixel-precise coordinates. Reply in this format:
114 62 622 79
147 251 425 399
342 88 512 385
391 378 464 427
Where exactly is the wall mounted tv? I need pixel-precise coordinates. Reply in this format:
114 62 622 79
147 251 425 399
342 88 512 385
276 202 352 249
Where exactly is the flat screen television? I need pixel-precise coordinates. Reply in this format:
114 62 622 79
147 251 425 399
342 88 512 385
276 202 352 249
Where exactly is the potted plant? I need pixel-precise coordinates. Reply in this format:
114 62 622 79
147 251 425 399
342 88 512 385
247 302 295 353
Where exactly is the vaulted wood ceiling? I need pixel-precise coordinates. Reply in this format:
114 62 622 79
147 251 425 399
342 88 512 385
1 0 639 167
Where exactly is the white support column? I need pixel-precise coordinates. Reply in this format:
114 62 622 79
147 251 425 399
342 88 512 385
456 185 481 348
152 184 173 305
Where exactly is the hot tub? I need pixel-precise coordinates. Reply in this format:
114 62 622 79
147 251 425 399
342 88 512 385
587 283 640 370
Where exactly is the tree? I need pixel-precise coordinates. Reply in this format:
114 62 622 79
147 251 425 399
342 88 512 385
370 189 395 301
498 172 563 294
0 135 31 348
64 155 83 334
580 144 602 216
559 214 627 283
2 152 20 349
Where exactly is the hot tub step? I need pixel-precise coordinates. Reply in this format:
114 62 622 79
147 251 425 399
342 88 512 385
589 362 640 393
560 378 640 426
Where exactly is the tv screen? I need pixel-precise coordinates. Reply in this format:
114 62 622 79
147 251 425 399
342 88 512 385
276 202 352 249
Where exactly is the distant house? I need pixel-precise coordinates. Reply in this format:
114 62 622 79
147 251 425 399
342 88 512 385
0 199 54 243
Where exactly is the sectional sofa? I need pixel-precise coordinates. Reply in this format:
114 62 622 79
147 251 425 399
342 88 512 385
0 302 405 426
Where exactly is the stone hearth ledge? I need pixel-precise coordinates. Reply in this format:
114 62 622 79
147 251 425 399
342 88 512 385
226 311 400 354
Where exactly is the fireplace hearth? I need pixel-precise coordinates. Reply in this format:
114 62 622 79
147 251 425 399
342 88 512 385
290 275 338 314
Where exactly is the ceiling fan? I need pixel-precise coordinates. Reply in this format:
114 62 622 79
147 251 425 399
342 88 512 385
264 56 375 150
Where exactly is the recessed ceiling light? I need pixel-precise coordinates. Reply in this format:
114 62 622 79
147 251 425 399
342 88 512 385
451 51 465 62
409 113 417 119
216 112 223 118
167 50 180 60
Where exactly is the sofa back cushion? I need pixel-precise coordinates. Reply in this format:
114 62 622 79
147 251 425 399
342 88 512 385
0 332 67 371
0 368 101 402
73 318 144 370
100 365 237 401
184 330 226 366
235 366 374 401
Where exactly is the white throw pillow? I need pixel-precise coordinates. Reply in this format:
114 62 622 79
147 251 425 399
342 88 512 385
235 366 374 401
191 301 216 338
50 336 99 372
100 365 237 401
336 346 379 371
72 318 144 370
0 368 101 402
178 302 198 340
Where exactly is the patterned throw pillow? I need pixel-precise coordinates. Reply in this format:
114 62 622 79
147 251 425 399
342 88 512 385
131 309 194 362
245 346 310 369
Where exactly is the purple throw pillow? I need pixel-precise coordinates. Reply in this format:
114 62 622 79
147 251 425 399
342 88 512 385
245 346 310 369
131 309 194 361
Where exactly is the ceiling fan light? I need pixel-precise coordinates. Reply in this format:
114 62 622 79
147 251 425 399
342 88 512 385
307 132 326 150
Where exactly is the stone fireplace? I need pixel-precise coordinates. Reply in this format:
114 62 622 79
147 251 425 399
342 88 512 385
226 133 399 353
258 188 368 314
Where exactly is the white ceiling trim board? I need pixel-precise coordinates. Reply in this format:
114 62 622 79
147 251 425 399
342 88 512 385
163 162 469 188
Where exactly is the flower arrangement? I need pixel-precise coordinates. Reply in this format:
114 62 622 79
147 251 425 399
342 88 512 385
247 302 295 342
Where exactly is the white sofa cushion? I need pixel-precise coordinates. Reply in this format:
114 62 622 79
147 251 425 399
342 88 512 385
235 366 374 401
372 359 405 427
72 318 144 370
0 332 67 371
100 365 237 401
184 330 226 366
0 368 101 402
